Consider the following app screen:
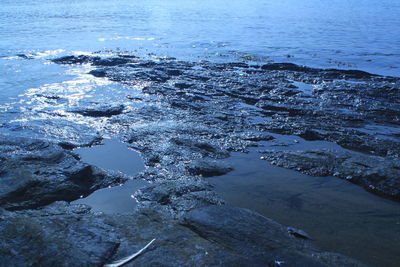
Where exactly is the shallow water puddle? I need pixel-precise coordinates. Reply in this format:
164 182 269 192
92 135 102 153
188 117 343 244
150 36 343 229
292 81 314 96
73 138 147 213
73 179 148 214
74 138 145 176
209 148 400 267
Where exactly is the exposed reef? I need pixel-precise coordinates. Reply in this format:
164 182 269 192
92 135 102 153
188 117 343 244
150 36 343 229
0 53 398 266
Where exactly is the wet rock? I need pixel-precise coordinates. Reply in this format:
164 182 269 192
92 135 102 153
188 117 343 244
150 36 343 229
0 137 125 210
0 202 364 267
16 54 33 59
49 54 400 202
261 63 377 79
134 179 224 216
127 123 232 167
298 129 325 141
174 82 193 89
52 55 100 64
239 132 275 142
89 69 107 77
92 57 132 66
262 150 400 200
166 69 183 76
0 202 119 266
287 227 313 240
3 119 101 148
262 63 310 72
1 54 387 265
187 158 233 177
70 104 125 117
181 205 365 267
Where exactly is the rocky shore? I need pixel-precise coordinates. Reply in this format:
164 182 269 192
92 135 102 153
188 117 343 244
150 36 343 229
1 53 398 266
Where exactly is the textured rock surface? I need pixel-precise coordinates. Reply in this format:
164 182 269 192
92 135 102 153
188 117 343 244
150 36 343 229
69 103 125 117
0 203 365 267
261 150 400 200
0 53 397 266
0 136 126 210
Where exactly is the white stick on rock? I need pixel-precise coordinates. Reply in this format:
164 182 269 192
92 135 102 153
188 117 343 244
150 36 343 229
104 238 156 267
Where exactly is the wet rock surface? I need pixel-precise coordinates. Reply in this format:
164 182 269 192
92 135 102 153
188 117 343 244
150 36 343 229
69 103 125 117
0 53 398 265
261 150 400 200
0 136 126 210
63 54 398 202
0 202 365 267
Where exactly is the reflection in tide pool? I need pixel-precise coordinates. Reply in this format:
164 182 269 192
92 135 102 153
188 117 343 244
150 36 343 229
74 138 145 176
209 148 400 267
73 138 147 214
72 179 148 214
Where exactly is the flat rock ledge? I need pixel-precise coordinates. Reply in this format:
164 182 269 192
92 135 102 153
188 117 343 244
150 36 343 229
0 202 365 267
261 149 400 201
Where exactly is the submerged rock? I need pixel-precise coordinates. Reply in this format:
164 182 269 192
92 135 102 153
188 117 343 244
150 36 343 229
262 150 400 200
181 205 365 266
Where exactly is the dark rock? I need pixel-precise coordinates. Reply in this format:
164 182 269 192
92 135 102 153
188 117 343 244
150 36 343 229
92 57 131 66
0 203 364 267
187 159 233 177
166 69 183 76
0 202 119 266
2 53 390 265
262 63 311 72
262 150 400 201
323 69 377 79
174 82 193 89
287 227 313 240
52 55 100 64
3 119 101 148
0 137 125 210
299 129 325 141
70 104 125 117
134 179 224 216
182 205 365 266
89 69 107 77
261 63 377 79
16 54 33 59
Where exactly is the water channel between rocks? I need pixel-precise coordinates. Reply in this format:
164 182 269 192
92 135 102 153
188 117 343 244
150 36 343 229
72 138 148 214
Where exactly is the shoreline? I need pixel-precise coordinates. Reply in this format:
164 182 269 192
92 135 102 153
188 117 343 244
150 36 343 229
0 54 399 266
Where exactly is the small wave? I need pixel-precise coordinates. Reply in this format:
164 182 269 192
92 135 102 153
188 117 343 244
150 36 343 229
98 36 155 42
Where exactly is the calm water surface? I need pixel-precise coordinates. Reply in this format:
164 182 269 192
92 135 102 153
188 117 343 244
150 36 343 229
1 0 399 101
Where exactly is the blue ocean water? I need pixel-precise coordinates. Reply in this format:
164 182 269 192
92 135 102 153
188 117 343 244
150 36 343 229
1 0 399 104
1 0 400 68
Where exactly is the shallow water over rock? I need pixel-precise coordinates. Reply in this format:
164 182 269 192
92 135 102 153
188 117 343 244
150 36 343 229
72 179 148 214
73 138 147 213
209 147 400 267
74 138 145 176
